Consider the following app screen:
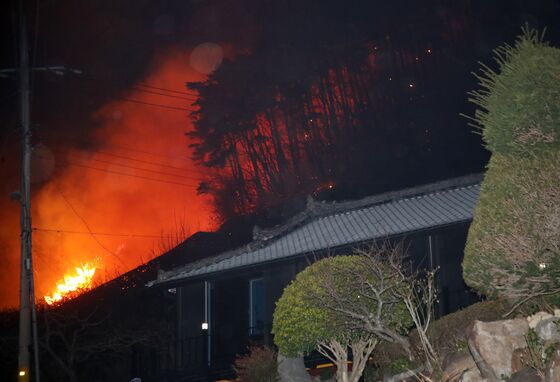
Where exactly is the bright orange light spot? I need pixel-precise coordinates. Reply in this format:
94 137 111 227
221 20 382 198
44 263 97 305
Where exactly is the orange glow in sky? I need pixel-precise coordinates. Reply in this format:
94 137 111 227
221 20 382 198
0 47 224 308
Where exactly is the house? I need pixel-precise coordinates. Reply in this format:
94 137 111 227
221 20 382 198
148 174 483 380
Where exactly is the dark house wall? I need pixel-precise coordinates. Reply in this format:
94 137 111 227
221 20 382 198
170 222 478 374
432 224 479 314
212 276 250 362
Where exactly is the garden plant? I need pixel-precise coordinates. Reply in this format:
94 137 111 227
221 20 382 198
462 27 560 304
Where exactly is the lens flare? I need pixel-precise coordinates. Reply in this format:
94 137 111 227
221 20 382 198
44 263 97 305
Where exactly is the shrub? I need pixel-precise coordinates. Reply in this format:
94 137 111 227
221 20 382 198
272 254 410 382
463 28 560 302
234 345 278 382
468 27 560 155
522 328 559 377
410 299 510 356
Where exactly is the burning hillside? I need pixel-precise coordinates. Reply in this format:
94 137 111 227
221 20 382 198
32 49 219 304
0 47 228 308
43 263 97 305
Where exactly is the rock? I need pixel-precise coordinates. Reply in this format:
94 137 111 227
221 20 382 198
536 317 560 343
554 310 560 318
508 367 543 382
277 354 313 382
546 349 560 382
467 319 529 379
460 368 490 382
510 348 525 374
441 351 477 381
529 312 554 329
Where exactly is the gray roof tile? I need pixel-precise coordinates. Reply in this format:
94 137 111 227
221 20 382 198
153 176 481 285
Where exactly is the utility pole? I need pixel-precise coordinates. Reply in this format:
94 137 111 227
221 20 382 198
17 5 39 382
0 5 81 381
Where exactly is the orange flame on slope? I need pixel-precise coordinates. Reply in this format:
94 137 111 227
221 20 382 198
0 47 224 309
44 263 97 305
30 49 215 305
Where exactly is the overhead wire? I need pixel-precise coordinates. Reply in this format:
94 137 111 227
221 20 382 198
74 70 199 105
35 128 211 176
52 160 201 187
31 227 230 250
33 227 185 239
52 183 129 268
36 128 198 166
136 82 199 97
130 86 197 101
59 150 205 182
94 147 208 174
71 149 204 176
115 97 197 112
35 151 202 187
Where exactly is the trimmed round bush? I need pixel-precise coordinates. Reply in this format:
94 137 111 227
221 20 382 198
272 255 411 357
469 28 560 155
463 28 560 302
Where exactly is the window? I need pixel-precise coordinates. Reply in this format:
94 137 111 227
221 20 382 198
249 278 264 335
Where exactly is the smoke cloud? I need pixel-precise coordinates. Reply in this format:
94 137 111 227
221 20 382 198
0 47 216 308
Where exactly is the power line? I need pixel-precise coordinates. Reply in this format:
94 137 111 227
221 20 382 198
74 71 199 102
32 227 229 250
60 150 205 182
33 227 182 239
71 74 197 112
37 129 200 167
98 144 210 174
34 132 211 177
93 148 208 175
131 86 198 101
137 82 199 97
80 149 205 175
52 183 129 268
117 97 197 112
53 160 201 187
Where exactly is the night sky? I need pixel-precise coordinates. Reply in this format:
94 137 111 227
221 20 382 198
1 0 559 308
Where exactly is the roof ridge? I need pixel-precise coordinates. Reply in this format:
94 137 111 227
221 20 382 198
152 173 483 285
253 173 483 242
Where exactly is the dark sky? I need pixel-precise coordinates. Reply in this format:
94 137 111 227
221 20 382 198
1 0 559 308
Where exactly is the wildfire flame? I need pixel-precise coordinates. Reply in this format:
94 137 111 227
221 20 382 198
44 263 97 305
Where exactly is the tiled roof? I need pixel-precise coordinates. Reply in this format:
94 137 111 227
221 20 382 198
151 174 482 285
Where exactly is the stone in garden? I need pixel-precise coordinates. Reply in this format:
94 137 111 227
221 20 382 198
546 349 560 382
467 319 529 379
441 351 477 381
536 317 560 343
459 368 490 382
529 312 554 329
508 367 543 382
510 348 525 374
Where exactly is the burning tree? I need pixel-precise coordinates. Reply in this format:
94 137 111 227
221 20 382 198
187 0 494 221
